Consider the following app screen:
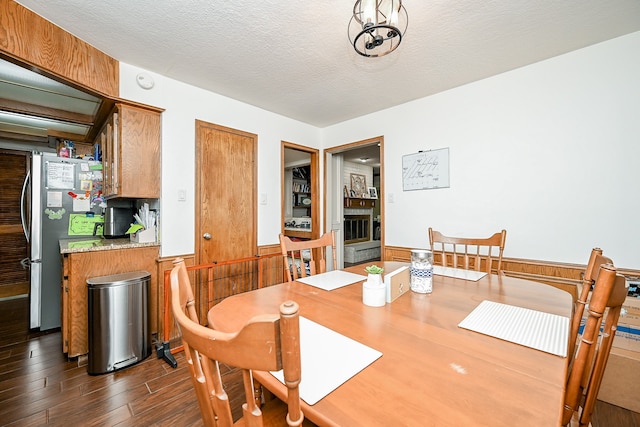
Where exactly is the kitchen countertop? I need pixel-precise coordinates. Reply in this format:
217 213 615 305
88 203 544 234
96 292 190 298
59 237 160 254
283 226 312 232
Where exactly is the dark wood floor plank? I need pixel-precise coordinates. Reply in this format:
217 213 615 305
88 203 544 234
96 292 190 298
592 401 640 427
128 373 193 416
5 409 48 426
0 355 78 392
0 382 82 424
121 387 203 427
49 380 150 424
0 375 45 403
88 404 133 426
144 364 190 393
74 360 167 396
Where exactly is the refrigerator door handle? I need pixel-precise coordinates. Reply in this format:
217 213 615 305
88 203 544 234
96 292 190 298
21 169 31 242
20 257 31 269
30 260 42 329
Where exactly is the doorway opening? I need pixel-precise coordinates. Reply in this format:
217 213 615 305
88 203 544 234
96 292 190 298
281 142 320 241
325 137 383 268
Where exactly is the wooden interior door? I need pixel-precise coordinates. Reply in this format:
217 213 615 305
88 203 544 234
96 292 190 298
195 121 257 263
0 150 30 298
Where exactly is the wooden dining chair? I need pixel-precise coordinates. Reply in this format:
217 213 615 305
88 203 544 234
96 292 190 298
567 248 614 359
170 258 311 427
562 263 627 427
279 231 336 281
428 227 507 274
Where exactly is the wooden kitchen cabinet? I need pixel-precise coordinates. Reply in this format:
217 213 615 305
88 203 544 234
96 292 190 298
98 102 161 199
61 246 159 357
344 197 376 208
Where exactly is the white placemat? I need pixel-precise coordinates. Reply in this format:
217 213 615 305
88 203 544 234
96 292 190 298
458 300 569 357
296 269 366 291
432 265 487 281
271 317 383 405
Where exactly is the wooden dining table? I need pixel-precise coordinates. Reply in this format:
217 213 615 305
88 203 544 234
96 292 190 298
207 262 573 426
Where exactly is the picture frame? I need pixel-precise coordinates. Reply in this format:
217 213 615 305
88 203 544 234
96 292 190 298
350 173 367 196
368 187 378 199
80 180 93 191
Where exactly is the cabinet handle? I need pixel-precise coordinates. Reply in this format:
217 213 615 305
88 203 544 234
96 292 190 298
203 233 212 240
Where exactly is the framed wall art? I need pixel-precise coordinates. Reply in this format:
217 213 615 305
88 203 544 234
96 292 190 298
350 173 367 197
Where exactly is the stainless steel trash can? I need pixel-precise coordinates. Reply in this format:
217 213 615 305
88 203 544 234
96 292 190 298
87 270 151 375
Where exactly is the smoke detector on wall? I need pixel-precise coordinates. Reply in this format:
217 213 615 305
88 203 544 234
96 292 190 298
136 72 155 90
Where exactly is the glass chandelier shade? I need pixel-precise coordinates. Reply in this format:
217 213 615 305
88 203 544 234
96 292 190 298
348 0 409 57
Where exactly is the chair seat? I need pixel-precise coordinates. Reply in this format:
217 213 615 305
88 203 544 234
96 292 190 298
233 398 316 426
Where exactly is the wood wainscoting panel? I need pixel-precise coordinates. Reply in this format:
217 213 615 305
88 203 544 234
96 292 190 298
383 246 412 262
258 244 281 256
384 246 640 302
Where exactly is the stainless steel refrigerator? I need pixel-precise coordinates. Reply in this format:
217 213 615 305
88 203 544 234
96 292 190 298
21 152 102 330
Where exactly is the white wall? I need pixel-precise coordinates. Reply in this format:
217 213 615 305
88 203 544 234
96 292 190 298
323 32 640 268
119 32 640 268
119 64 321 257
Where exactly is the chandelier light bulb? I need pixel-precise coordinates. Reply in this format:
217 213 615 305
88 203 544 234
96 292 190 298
348 0 408 58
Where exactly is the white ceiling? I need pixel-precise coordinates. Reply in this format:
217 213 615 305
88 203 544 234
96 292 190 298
12 0 640 128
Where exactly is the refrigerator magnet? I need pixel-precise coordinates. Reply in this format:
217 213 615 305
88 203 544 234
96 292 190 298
72 197 91 212
46 191 63 208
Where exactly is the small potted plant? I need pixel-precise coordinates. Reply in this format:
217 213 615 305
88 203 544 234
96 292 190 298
364 265 384 287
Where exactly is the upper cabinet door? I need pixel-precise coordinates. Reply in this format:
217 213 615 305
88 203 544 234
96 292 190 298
99 103 161 199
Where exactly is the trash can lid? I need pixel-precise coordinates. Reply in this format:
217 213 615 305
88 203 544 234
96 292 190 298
87 270 151 287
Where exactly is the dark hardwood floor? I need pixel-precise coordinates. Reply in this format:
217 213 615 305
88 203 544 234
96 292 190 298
1 295 639 426
0 296 237 426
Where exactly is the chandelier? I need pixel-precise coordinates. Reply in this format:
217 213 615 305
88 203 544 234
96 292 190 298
348 0 409 58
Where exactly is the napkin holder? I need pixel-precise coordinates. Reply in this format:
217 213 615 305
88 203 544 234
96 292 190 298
384 266 410 303
130 226 156 243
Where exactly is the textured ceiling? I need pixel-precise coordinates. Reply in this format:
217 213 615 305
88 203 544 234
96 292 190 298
13 0 640 128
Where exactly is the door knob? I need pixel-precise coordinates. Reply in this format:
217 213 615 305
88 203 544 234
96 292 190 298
203 233 211 240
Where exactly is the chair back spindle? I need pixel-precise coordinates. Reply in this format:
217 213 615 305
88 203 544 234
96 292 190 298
428 227 507 274
279 231 337 281
568 248 613 359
